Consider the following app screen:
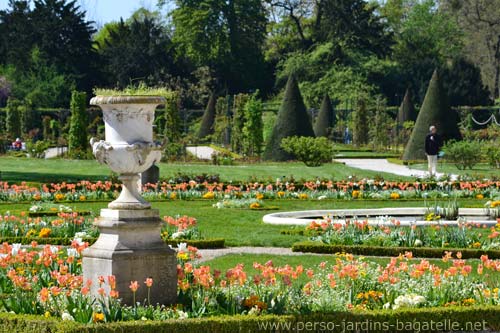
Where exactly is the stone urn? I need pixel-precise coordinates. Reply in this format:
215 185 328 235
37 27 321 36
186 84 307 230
83 95 177 305
89 95 164 209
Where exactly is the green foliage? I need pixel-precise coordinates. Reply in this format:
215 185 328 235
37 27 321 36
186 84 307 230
98 13 178 88
171 0 269 93
5 98 21 139
280 136 334 167
26 140 50 158
164 238 225 249
242 94 264 157
443 140 483 170
292 241 500 259
263 75 314 161
369 99 393 151
198 94 216 140
94 84 176 97
397 88 416 125
484 140 500 169
314 94 335 138
353 98 369 146
230 93 249 153
68 91 88 156
2 306 500 333
163 92 182 160
403 70 461 160
212 96 230 145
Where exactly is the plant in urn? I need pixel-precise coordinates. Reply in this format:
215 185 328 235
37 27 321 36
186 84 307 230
83 94 177 305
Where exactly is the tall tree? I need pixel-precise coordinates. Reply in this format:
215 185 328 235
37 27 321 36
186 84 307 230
263 75 314 161
403 70 461 160
31 0 97 91
171 0 269 93
99 11 179 88
444 0 500 99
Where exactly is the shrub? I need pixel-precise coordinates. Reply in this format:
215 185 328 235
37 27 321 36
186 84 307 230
313 94 335 138
291 241 500 259
353 97 369 146
68 91 88 156
26 140 50 158
442 140 483 169
263 75 314 161
280 136 334 167
403 70 461 160
5 98 22 140
197 93 216 140
242 94 264 156
484 140 500 168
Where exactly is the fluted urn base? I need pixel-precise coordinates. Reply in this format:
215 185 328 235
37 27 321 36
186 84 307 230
109 174 150 210
82 209 177 305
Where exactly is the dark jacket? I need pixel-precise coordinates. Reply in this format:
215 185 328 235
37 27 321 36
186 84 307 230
425 133 442 155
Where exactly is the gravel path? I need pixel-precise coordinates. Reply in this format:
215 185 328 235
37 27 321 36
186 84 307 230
335 158 456 179
186 146 215 160
195 247 325 264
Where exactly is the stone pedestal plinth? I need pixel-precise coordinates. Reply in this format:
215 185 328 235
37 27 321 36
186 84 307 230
82 209 177 305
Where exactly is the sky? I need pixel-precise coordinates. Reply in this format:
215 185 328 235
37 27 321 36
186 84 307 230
0 0 164 26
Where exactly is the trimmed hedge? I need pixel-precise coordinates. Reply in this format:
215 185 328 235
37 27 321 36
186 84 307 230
164 238 225 249
0 237 225 249
28 211 91 217
1 306 500 332
291 241 500 259
0 237 97 246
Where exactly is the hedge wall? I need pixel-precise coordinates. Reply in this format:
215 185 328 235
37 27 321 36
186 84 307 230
292 241 500 259
1 306 499 332
0 237 225 249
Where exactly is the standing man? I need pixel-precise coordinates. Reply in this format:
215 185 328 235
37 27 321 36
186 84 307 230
425 125 442 176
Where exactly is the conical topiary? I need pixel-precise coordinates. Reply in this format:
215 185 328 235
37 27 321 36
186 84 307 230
314 94 335 138
403 70 461 160
263 75 315 161
397 88 416 125
197 93 217 139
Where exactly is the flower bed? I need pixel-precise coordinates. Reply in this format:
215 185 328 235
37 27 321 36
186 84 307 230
2 244 500 328
299 218 500 251
0 180 499 203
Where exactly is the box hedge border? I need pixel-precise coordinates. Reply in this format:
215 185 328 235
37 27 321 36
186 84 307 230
0 237 225 249
291 241 500 259
1 306 499 332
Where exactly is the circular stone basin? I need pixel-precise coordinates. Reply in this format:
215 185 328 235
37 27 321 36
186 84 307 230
263 207 497 227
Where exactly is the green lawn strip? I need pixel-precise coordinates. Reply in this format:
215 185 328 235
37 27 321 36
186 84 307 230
0 157 413 184
0 199 490 248
409 162 500 179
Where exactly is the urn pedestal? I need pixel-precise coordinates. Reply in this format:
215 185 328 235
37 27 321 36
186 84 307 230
82 96 177 305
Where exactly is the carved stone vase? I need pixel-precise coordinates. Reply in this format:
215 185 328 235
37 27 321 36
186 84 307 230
82 96 177 305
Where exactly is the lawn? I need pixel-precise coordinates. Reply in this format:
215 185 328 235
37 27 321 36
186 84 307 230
409 162 500 179
0 156 412 184
0 198 485 248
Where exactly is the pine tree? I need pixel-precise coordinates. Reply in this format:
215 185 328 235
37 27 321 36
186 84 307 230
263 75 314 161
5 98 22 140
198 93 217 140
68 91 88 156
353 98 369 146
397 88 416 125
314 94 335 138
403 70 461 160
